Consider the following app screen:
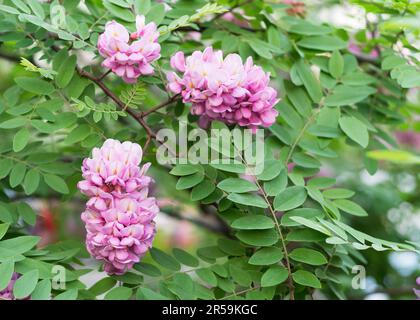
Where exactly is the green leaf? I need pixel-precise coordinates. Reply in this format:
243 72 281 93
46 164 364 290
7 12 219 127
274 186 307 211
134 262 161 277
229 264 252 287
63 124 91 145
231 215 275 230
0 236 40 254
13 127 30 152
17 202 37 226
261 265 288 287
339 116 369 148
295 60 322 103
248 247 284 265
172 248 199 267
257 159 283 181
323 188 355 199
15 77 54 95
325 85 376 106
191 180 215 201
0 4 20 14
169 164 200 176
31 279 51 300
13 269 39 299
0 159 14 179
0 117 27 129
150 248 180 271
0 259 14 291
292 152 321 168
104 286 133 300
217 238 245 256
289 248 327 265
196 268 218 286
23 169 40 195
236 229 279 247
334 199 368 217
43 174 69 194
297 36 347 51
146 3 165 25
264 170 287 196
217 178 258 193
54 289 78 300
27 0 45 19
10 163 27 188
0 223 9 240
56 55 77 88
329 50 344 79
176 172 204 190
137 287 170 300
210 163 246 174
286 229 326 242
292 270 321 288
281 208 324 227
227 193 268 208
103 0 135 21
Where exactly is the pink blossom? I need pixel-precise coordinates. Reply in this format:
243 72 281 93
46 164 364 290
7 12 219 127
167 47 279 130
78 139 159 275
0 273 22 300
97 15 161 83
395 131 420 151
221 11 250 28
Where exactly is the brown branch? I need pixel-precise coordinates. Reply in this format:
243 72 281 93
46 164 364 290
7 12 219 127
141 94 181 117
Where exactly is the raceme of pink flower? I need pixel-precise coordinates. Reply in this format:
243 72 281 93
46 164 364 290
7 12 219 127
78 139 159 275
0 273 20 300
97 15 161 83
167 47 279 130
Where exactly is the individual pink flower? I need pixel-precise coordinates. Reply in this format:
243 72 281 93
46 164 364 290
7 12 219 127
395 131 420 151
167 47 279 130
97 15 161 83
221 11 250 28
78 139 159 275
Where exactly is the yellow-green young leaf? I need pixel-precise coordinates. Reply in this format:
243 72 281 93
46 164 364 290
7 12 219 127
23 169 40 195
231 215 275 230
295 60 322 103
289 248 328 265
15 77 54 95
217 178 258 193
0 259 14 291
329 50 344 79
9 163 27 188
367 149 420 164
339 116 369 148
248 247 284 265
274 186 307 211
292 270 321 288
261 265 288 287
13 127 30 152
104 286 133 300
43 174 69 194
13 269 39 299
56 55 77 88
334 199 368 216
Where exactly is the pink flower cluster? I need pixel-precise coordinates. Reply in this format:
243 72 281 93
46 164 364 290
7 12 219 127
167 47 279 130
78 139 159 275
98 15 161 83
0 273 20 300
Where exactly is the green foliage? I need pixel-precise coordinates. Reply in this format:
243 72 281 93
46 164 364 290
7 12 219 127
0 0 418 301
